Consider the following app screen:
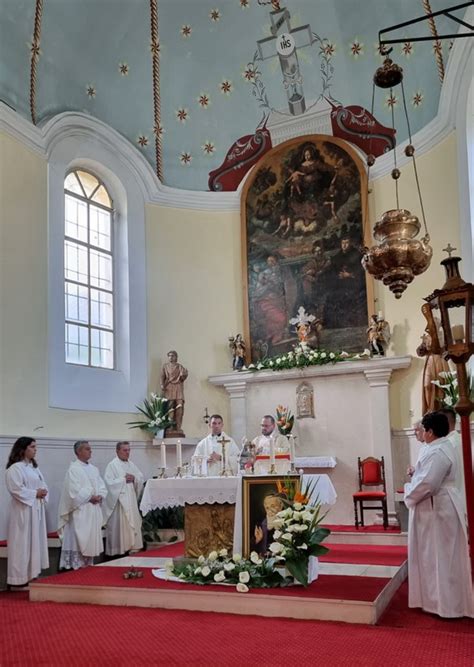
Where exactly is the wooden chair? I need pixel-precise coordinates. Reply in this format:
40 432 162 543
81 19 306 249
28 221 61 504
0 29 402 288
353 456 388 530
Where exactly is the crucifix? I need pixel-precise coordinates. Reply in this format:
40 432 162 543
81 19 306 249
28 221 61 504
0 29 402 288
217 435 233 477
257 6 313 115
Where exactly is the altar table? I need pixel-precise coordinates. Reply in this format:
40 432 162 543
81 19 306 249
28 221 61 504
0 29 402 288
140 474 337 556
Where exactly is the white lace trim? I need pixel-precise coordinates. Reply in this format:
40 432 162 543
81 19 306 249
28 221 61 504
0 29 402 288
59 550 94 570
140 491 237 515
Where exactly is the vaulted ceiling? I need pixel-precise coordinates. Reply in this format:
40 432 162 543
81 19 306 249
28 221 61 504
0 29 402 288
0 0 462 190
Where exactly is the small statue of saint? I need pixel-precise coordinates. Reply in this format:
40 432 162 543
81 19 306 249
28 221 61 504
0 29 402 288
367 314 391 356
229 334 246 371
160 350 188 436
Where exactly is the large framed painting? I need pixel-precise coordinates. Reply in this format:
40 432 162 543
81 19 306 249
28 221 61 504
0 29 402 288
241 135 373 361
242 474 300 557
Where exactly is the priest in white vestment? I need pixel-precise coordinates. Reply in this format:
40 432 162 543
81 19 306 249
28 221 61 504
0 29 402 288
103 441 144 556
404 411 473 618
252 415 290 475
5 437 49 587
193 414 240 476
58 441 107 570
252 415 289 454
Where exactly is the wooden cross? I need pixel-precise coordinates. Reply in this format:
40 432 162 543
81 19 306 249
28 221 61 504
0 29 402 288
257 7 313 116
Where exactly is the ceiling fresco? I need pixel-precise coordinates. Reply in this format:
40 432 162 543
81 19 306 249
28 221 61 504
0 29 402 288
0 0 461 191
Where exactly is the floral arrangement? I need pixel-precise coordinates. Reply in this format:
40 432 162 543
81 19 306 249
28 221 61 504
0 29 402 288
127 393 177 436
276 405 294 435
169 548 287 592
242 342 370 373
168 480 330 589
431 370 474 408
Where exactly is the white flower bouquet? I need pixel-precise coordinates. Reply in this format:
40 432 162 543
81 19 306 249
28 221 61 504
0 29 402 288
169 548 288 592
431 370 473 408
127 393 177 436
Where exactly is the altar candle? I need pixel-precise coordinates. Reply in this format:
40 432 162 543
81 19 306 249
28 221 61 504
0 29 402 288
176 439 183 468
269 435 275 466
377 310 383 320
160 441 166 469
451 324 464 343
289 435 296 463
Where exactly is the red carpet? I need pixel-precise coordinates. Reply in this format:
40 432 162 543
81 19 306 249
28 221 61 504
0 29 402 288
324 524 401 534
33 565 390 602
1 590 473 666
140 542 407 566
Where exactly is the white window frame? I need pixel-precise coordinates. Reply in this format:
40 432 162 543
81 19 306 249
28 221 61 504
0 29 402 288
48 129 147 412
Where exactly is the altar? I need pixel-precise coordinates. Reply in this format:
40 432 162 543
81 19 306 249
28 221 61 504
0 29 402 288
140 474 337 556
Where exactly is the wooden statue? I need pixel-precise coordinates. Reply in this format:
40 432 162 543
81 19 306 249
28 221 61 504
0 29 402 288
416 331 450 414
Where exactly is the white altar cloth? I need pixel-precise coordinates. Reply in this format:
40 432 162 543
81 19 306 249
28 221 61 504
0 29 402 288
140 474 337 555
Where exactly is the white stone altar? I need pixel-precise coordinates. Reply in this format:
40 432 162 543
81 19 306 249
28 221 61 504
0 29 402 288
208 355 412 525
140 474 337 554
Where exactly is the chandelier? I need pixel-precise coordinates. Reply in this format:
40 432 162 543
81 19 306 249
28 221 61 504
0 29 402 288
361 51 433 298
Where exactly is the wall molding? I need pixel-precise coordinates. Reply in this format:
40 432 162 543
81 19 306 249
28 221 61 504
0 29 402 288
0 8 471 212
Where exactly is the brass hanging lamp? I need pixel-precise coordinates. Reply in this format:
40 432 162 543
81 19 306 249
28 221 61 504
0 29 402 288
362 51 433 298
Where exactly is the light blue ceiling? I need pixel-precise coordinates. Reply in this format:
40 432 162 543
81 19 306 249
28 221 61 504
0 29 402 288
0 0 459 190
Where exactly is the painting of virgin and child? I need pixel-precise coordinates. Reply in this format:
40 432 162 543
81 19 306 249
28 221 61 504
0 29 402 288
241 135 372 361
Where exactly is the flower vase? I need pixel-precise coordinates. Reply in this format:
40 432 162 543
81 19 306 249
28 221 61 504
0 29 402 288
152 430 165 445
276 556 319 585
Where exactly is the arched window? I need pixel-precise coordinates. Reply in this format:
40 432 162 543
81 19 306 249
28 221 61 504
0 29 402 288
64 170 114 369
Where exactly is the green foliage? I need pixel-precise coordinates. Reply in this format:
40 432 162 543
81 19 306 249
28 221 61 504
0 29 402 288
141 506 184 543
127 393 177 436
243 343 366 373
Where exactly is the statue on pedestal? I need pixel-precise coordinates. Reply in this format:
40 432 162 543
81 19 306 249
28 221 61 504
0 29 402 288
416 330 450 414
228 334 246 371
367 314 391 356
160 350 188 437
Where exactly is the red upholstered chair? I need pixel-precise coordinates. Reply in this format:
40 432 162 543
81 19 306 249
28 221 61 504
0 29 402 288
353 456 388 530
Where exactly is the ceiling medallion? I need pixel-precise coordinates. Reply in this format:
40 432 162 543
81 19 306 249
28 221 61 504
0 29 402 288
362 50 433 298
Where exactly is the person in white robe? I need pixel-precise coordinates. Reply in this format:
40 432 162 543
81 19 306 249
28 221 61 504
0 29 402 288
103 441 144 556
5 437 49 587
440 407 466 517
404 411 473 618
252 415 290 474
193 414 240 476
58 440 107 570
406 420 430 479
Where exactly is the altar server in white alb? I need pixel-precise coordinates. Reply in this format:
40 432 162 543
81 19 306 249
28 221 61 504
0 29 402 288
404 411 473 618
440 407 466 516
5 437 49 588
194 414 240 475
103 441 144 556
58 441 107 570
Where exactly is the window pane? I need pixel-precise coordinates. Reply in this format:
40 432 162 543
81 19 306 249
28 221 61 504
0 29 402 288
90 206 111 251
65 241 88 284
90 249 112 290
64 172 85 197
90 289 113 329
92 184 111 208
65 323 89 365
76 170 100 198
91 328 114 369
65 195 88 242
65 282 89 324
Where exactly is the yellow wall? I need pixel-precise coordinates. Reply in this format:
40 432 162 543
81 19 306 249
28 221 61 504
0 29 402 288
0 129 463 438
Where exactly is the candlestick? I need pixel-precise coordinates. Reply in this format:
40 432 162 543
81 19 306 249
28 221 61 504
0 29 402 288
289 434 296 473
269 435 275 465
158 467 167 479
176 439 182 468
160 441 167 469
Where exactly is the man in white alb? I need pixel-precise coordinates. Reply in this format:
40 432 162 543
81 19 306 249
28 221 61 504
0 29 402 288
404 411 473 618
440 407 466 516
193 414 240 475
58 441 107 570
103 441 144 556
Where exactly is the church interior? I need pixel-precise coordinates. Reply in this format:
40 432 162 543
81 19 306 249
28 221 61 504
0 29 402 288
0 1 473 665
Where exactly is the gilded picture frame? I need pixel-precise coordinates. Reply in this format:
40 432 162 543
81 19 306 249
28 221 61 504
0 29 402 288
242 474 300 558
240 135 373 362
